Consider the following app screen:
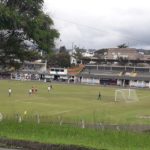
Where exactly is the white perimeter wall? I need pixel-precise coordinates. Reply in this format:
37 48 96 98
81 78 99 84
130 80 150 88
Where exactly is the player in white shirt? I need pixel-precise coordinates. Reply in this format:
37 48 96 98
48 86 51 92
8 88 12 96
29 89 32 95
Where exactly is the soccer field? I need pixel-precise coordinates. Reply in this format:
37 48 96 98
0 80 150 125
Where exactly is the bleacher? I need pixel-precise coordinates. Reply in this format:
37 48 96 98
80 65 150 80
20 62 47 73
81 69 120 76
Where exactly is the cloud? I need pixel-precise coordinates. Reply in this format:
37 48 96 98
44 0 150 49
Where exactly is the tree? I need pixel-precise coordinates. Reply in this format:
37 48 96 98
59 46 67 53
57 52 70 68
0 31 41 69
0 0 59 69
47 47 70 68
117 43 128 48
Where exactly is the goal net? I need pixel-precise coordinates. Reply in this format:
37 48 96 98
115 89 138 102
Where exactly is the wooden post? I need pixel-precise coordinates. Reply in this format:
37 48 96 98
81 119 85 129
18 116 22 123
0 113 3 122
116 125 120 131
36 114 40 124
58 116 63 126
99 122 104 131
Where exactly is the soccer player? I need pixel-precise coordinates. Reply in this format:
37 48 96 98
48 86 51 92
31 86 34 94
50 85 53 89
98 92 101 100
29 89 32 96
8 88 12 96
35 87 38 93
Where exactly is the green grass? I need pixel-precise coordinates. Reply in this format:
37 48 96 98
0 80 150 150
0 80 150 124
0 120 150 150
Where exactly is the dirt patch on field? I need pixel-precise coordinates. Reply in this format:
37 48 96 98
0 138 103 150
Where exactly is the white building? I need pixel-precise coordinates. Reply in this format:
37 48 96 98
49 68 68 81
82 50 95 58
68 49 77 65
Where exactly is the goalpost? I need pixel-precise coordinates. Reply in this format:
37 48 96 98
115 89 138 102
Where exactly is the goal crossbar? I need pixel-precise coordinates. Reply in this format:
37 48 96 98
115 89 138 102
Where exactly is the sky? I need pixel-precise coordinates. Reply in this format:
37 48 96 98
44 0 150 50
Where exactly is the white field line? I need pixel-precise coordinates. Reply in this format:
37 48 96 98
14 100 63 107
13 96 50 102
138 95 150 99
50 110 71 115
13 100 82 114
27 96 48 100
50 107 90 115
13 99 87 112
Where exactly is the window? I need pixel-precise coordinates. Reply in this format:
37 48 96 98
55 69 60 72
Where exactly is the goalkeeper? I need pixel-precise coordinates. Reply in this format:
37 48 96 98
98 92 101 100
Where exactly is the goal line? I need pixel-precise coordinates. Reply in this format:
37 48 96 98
115 89 139 102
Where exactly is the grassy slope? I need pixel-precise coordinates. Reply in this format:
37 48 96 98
0 121 150 150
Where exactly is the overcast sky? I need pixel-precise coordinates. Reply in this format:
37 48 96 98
44 0 150 50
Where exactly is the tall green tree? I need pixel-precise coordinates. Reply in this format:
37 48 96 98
47 46 70 68
0 0 59 69
59 46 67 53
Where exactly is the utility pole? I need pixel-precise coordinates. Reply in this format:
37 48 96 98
72 42 74 50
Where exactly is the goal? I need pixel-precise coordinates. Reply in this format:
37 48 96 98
115 89 138 102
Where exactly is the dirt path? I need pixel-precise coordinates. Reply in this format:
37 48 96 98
0 138 99 150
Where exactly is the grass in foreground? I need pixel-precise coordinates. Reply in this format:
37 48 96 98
0 121 150 150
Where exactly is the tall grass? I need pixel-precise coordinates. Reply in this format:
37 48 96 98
0 120 150 150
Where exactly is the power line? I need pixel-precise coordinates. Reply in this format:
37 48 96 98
53 16 150 46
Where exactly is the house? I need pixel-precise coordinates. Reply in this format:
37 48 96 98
69 49 78 65
82 50 95 58
105 48 143 60
67 64 85 83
